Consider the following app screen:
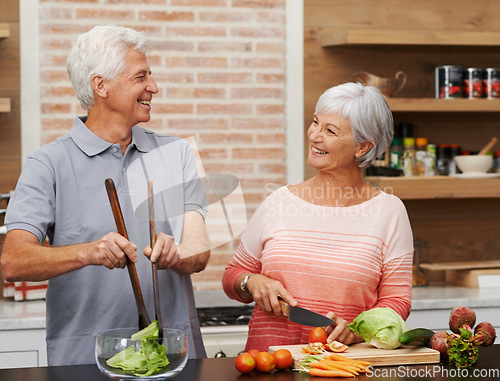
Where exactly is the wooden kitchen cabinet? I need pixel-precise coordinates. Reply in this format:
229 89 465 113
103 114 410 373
304 0 500 271
319 28 500 48
313 25 500 199
0 24 12 114
366 176 500 200
304 1 500 181
0 23 9 38
0 0 21 194
0 98 10 113
385 98 500 113
306 26 500 197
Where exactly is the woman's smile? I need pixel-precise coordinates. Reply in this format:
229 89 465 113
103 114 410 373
311 146 329 155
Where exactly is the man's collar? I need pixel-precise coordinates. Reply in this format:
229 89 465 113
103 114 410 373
70 116 152 156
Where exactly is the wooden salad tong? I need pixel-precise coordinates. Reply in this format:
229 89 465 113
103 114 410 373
148 180 163 338
105 178 151 330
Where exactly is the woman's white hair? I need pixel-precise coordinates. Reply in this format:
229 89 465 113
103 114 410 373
314 82 394 168
66 25 151 111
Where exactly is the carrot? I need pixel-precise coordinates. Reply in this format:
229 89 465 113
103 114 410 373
310 361 331 370
309 368 356 378
329 353 371 367
317 360 359 375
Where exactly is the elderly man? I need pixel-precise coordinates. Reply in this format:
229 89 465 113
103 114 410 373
1 25 210 365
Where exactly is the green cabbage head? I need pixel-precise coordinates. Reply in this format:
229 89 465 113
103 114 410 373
348 307 408 349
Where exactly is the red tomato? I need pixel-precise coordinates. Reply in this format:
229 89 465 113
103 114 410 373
255 351 276 373
272 349 294 370
325 341 349 353
235 352 256 374
247 348 261 359
308 327 328 344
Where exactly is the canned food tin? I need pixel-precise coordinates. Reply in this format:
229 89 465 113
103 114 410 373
463 68 484 98
483 68 500 98
435 65 463 99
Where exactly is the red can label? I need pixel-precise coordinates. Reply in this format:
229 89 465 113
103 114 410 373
484 68 500 98
436 66 463 98
463 68 484 98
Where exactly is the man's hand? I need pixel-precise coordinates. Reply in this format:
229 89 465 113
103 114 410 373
0 229 138 282
86 232 138 269
143 232 181 269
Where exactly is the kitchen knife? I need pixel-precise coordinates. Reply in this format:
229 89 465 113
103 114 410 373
279 300 335 327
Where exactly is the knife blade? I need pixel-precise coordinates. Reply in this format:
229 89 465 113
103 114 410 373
279 300 335 327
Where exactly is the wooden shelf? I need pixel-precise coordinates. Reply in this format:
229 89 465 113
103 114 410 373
0 98 11 113
366 176 500 199
420 260 500 271
0 23 9 39
320 28 500 47
385 98 500 112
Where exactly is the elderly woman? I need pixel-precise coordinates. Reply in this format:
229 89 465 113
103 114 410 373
222 82 413 352
1 26 209 365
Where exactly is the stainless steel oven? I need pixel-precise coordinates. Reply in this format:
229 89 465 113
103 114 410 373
195 291 253 358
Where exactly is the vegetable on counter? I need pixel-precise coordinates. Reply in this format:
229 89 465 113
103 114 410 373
308 327 328 345
302 341 349 354
473 321 496 347
234 348 294 374
429 330 452 361
348 307 408 349
106 320 169 377
449 306 476 334
295 352 371 378
234 352 256 374
429 306 497 368
399 328 435 347
447 326 478 368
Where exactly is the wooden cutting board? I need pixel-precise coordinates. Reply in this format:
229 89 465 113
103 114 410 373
269 342 440 367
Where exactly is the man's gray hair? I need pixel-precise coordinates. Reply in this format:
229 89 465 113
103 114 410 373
314 82 394 168
66 25 151 111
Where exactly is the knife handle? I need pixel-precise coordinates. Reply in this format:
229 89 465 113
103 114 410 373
279 300 290 318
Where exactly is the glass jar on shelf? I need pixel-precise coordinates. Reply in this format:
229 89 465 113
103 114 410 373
402 137 416 176
436 144 450 176
424 144 437 176
389 137 403 169
415 137 428 176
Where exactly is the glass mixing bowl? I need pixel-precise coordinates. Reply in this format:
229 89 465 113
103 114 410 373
95 328 188 380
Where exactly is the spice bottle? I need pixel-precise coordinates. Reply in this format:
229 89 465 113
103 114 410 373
415 137 428 176
424 144 437 176
436 144 450 176
402 137 416 176
397 123 414 138
389 137 403 169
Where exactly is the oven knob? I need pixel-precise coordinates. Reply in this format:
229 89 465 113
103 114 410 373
214 351 226 358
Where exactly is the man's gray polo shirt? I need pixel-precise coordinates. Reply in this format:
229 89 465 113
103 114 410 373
5 116 208 365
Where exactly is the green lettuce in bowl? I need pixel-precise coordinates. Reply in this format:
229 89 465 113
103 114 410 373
96 321 188 379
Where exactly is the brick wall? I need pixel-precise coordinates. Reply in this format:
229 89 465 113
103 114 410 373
37 0 288 290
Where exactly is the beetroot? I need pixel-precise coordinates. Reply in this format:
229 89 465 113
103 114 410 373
449 306 476 334
473 322 497 347
430 330 452 361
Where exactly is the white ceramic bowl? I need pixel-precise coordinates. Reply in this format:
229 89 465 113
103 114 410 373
454 155 493 174
95 328 188 380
